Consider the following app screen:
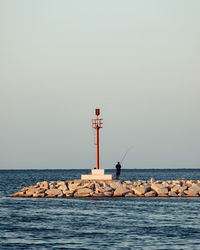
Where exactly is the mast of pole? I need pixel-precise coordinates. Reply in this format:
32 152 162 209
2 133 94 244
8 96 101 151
92 109 103 169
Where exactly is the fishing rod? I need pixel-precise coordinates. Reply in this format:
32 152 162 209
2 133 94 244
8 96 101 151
120 146 134 164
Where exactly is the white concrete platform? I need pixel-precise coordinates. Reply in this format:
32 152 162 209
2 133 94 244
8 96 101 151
81 169 112 180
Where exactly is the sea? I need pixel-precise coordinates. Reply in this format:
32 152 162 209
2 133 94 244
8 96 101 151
1 169 200 250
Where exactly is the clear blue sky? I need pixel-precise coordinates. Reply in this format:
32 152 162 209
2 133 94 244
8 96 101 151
1 0 200 169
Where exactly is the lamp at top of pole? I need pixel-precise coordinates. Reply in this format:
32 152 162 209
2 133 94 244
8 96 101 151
92 109 103 129
95 108 100 116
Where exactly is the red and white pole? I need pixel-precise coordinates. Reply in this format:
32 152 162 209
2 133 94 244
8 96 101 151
92 109 103 170
96 126 99 169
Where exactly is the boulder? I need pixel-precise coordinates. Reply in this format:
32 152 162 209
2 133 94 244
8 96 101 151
157 193 169 197
113 185 130 197
56 181 66 186
184 188 199 197
68 182 82 191
83 182 95 190
150 178 155 183
178 191 186 197
37 181 49 190
124 181 132 185
45 189 63 197
186 180 197 187
25 188 40 197
191 183 200 190
74 192 91 198
162 181 169 187
171 185 181 193
49 181 57 189
154 181 163 184
168 191 178 197
184 184 200 197
172 180 181 185
96 185 112 193
178 186 188 193
109 181 121 190
132 186 150 196
57 193 65 198
11 191 25 197
125 192 136 197
144 191 157 197
103 191 113 197
57 183 68 191
33 193 45 198
63 190 74 197
74 188 93 198
151 183 168 195
92 193 105 198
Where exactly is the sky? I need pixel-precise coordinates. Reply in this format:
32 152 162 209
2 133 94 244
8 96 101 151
0 0 200 169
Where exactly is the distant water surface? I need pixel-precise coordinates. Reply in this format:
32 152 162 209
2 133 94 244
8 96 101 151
1 169 200 249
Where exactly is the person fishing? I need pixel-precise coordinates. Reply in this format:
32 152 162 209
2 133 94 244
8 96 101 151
115 146 133 179
115 162 121 179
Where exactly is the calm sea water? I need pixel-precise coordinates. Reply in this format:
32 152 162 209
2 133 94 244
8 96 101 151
1 169 200 249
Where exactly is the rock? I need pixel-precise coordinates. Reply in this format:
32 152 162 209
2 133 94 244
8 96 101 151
171 185 181 193
123 184 132 190
56 181 66 186
96 185 112 193
157 193 169 197
92 193 105 198
113 185 130 197
154 181 163 184
144 191 157 197
124 181 132 185
104 191 113 197
178 186 188 193
57 183 68 191
49 181 57 189
184 187 200 197
150 178 155 183
162 181 169 187
136 180 143 185
132 186 150 196
68 182 82 191
74 188 93 198
67 180 83 186
178 191 186 197
33 193 45 198
57 181 68 191
37 181 49 189
151 183 168 195
172 180 181 185
125 192 136 197
57 193 65 198
186 180 197 187
184 184 200 197
109 181 121 190
45 189 63 197
168 191 178 197
25 188 40 197
74 192 91 198
191 183 200 189
76 187 92 194
103 184 113 192
62 190 74 197
11 191 25 197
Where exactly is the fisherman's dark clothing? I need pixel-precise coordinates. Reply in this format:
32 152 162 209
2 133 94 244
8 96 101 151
115 162 121 179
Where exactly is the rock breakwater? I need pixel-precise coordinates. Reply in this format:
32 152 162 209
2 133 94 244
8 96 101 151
11 179 200 198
